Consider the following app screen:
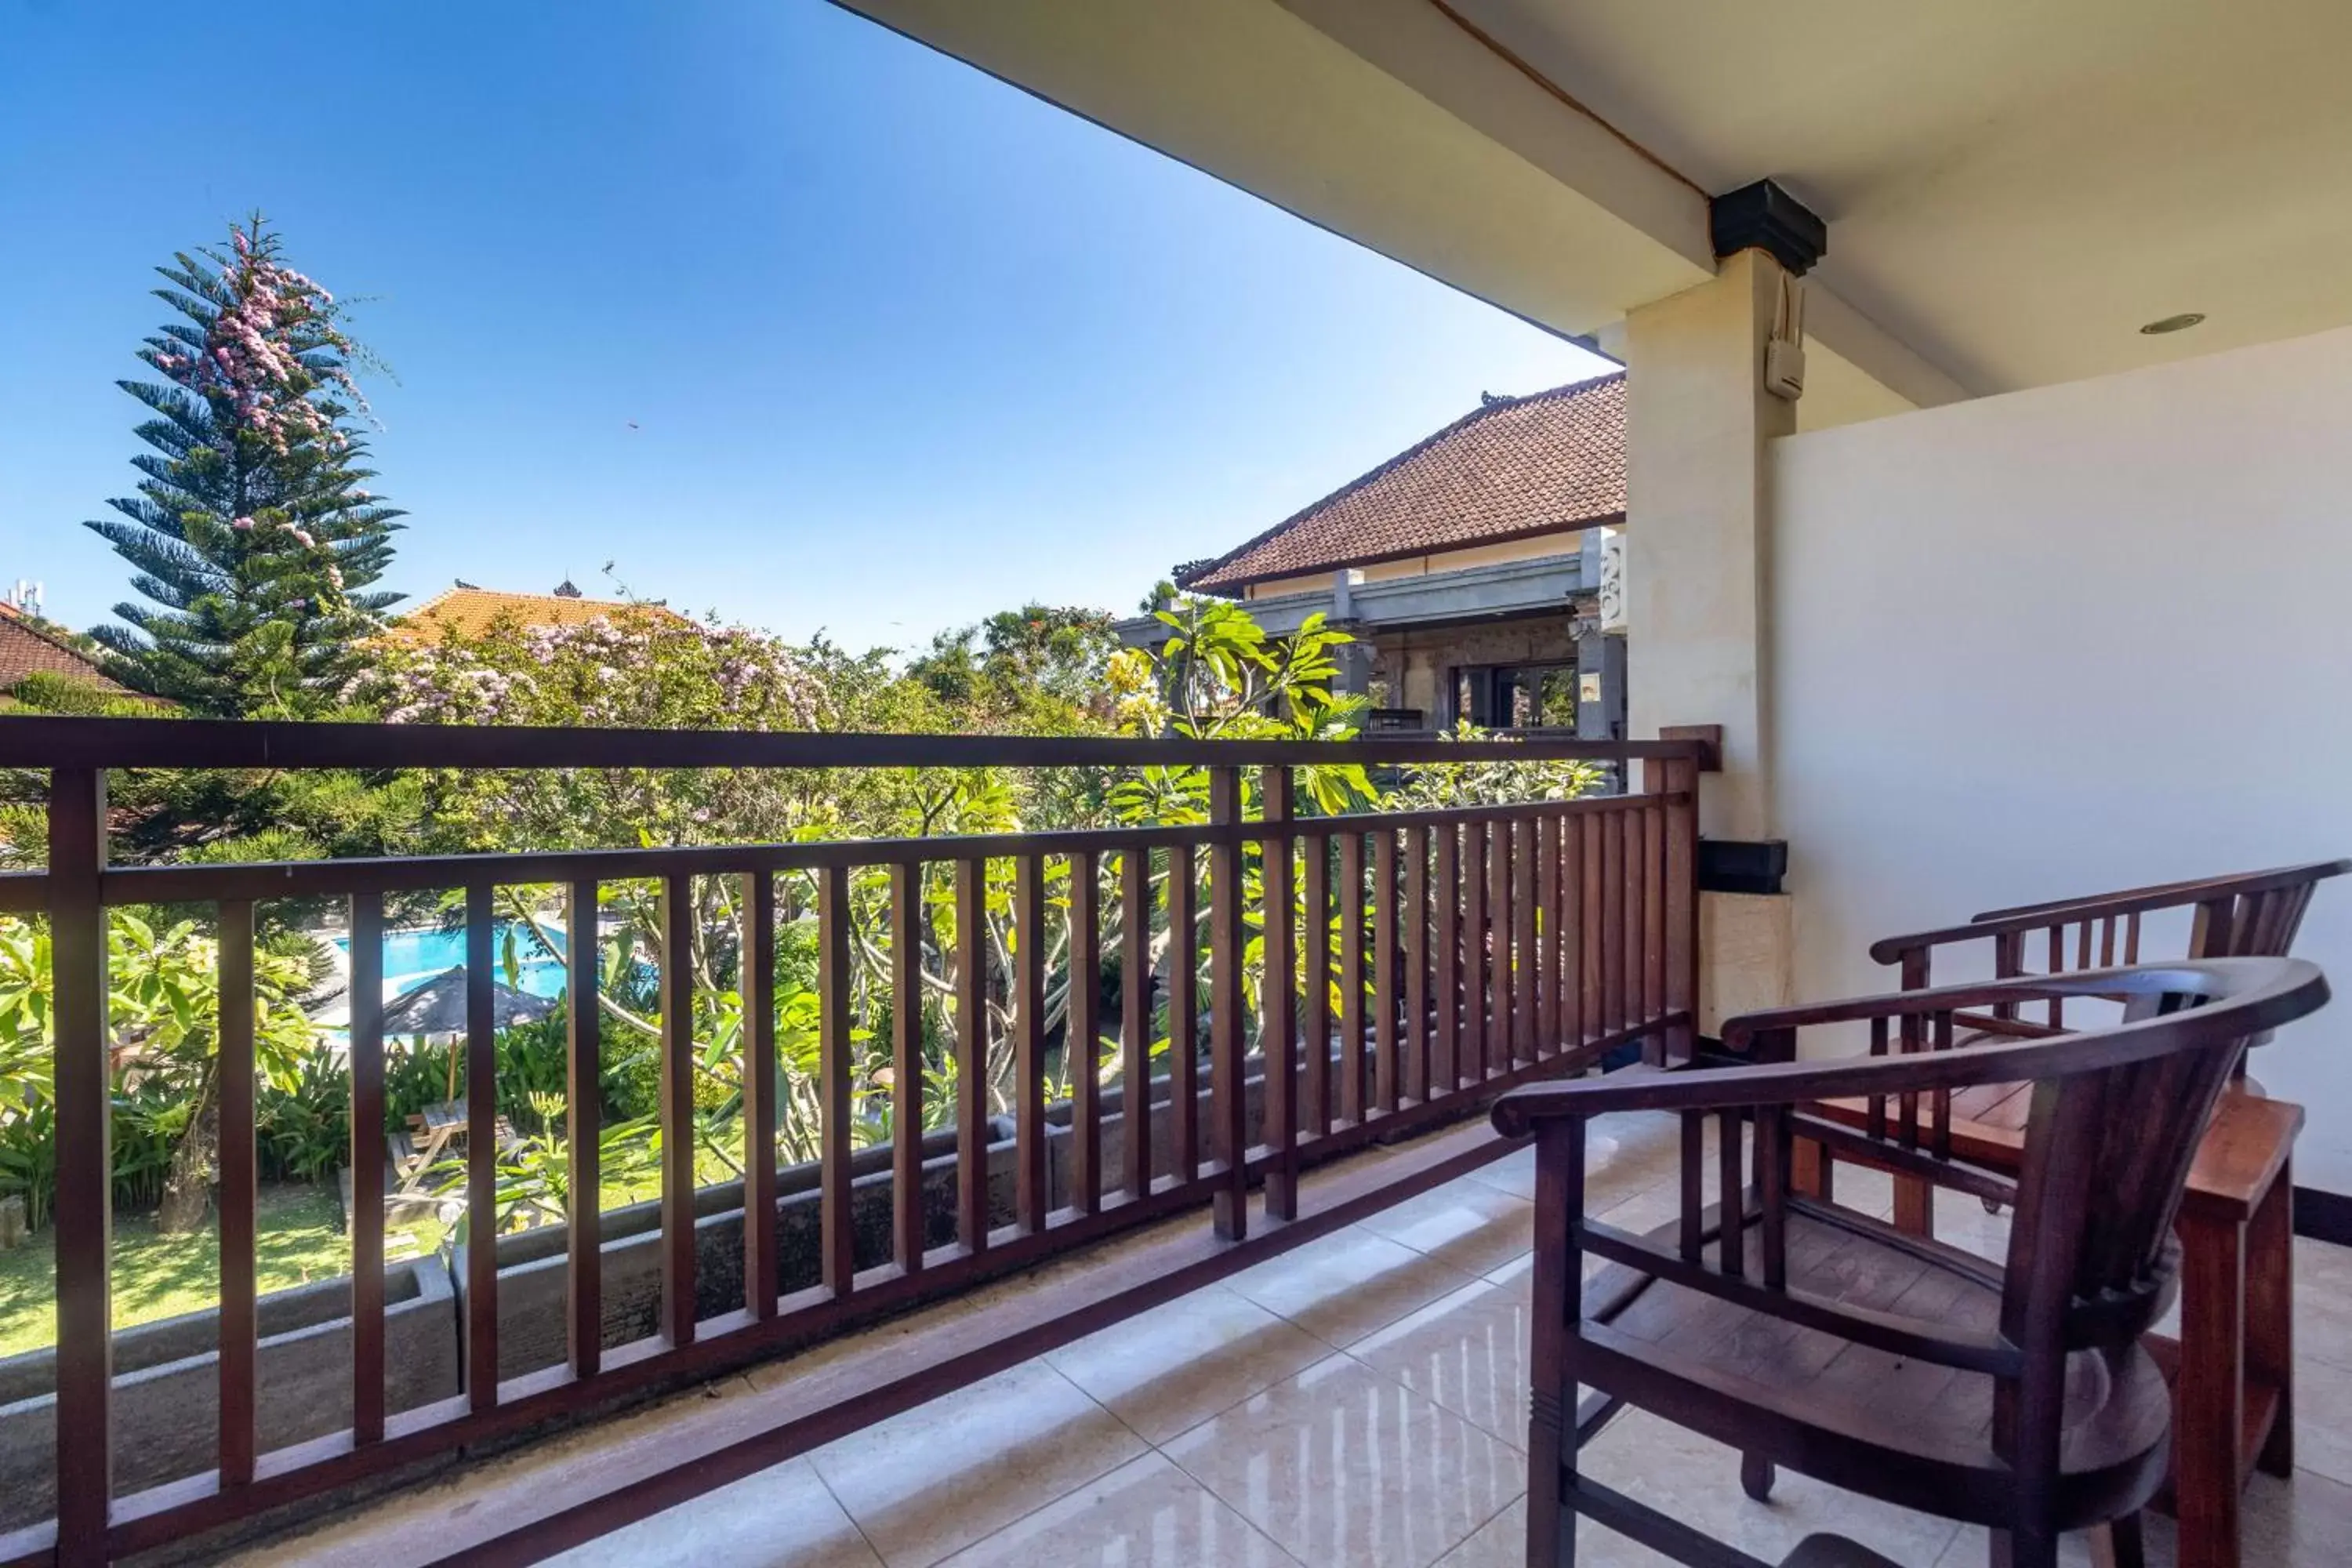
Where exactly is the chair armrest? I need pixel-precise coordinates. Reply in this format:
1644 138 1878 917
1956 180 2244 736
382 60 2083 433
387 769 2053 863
1494 960 2318 1134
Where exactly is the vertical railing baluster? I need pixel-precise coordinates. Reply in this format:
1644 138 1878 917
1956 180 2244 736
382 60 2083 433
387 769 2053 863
1580 814 1602 1051
1512 817 1535 1066
1661 754 1699 1064
1556 813 1581 1051
1300 833 1330 1141
2099 916 2117 967
890 865 925 1274
2125 912 2142 963
1260 768 1298 1219
1434 824 1458 1095
350 894 388 1434
1374 827 1399 1115
956 858 990 1250
470 881 508 1388
1016 854 1050 1232
818 864 856 1295
1621 806 1645 1045
50 767 111 1563
1535 815 1556 1056
564 880 602 1372
741 873 775 1319
1601 811 1626 1047
1488 813 1512 1071
1337 830 1366 1125
217 898 256 1488
1462 821 1486 1080
1120 847 1153 1203
1208 768 1247 1240
1404 825 1429 1104
1642 797 1665 1025
1069 850 1103 1213
1166 847 1198 1180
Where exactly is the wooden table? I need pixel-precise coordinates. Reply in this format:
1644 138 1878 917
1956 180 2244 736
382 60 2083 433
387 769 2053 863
2143 1090 2299 1568
1799 1086 2300 1568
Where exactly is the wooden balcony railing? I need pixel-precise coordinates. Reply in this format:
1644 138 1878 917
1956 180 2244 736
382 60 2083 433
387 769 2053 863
0 717 1711 1564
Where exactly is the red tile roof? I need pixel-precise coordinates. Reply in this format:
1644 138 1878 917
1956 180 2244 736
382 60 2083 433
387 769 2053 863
1178 372 1625 595
0 604 129 692
384 587 688 646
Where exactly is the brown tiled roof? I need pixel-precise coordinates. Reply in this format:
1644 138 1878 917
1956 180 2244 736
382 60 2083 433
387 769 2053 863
384 587 688 646
0 604 128 692
1180 372 1626 594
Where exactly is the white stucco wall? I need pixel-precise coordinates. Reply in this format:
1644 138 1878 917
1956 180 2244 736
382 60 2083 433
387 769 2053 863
1770 325 2352 1192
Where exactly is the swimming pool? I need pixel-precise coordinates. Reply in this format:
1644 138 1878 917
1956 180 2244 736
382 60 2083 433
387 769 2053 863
336 922 572 1002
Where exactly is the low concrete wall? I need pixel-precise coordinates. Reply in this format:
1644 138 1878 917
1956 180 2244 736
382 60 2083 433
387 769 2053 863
0 1051 1358 1534
459 1063 1289 1382
0 1255 458 1530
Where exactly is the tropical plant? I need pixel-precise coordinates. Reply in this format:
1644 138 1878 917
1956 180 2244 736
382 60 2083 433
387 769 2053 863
84 216 403 717
0 910 321 1232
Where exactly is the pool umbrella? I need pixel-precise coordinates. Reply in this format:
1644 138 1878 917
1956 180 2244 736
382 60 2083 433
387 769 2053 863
382 967 559 1101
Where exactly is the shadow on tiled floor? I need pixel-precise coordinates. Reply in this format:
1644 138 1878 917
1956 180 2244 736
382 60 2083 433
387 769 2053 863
290 1109 2352 1568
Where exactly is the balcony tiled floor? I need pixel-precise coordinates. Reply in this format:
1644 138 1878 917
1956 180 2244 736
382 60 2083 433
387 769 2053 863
363 1111 2352 1568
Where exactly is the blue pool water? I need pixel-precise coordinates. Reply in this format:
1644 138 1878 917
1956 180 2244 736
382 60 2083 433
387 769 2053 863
336 922 572 1001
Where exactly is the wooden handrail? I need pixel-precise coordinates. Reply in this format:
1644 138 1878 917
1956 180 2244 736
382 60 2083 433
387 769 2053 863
9 720 1711 1560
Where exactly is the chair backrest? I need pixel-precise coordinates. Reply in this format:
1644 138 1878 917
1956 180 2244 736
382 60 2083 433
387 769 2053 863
1871 859 2347 1038
1990 961 2323 1356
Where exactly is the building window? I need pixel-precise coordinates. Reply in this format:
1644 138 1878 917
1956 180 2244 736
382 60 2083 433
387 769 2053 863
1450 662 1577 730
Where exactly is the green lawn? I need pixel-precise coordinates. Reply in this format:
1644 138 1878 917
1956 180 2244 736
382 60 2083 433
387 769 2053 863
0 1134 759 1357
0 1185 446 1358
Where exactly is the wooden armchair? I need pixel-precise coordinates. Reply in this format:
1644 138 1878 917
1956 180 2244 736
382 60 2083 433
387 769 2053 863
1817 860 2347 1235
1493 956 2329 1568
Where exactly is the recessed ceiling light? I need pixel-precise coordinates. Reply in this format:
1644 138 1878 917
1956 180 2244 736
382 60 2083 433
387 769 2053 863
2140 313 2205 335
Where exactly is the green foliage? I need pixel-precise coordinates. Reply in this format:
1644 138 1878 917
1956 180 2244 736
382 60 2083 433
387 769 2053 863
906 603 1120 727
85 216 403 717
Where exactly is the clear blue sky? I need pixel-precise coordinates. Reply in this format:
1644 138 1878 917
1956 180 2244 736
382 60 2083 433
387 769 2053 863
0 1 1610 655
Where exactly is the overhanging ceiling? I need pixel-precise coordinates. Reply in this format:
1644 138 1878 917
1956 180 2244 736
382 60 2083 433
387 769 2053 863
1441 0 2352 394
836 0 2351 410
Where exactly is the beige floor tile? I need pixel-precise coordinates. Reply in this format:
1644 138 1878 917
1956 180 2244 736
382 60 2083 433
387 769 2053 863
1935 1465 2352 1567
1929 1185 2013 1262
2293 1236 2352 1371
1356 1177 1536 1277
1162 1353 1525 1568
1466 1111 1682 1206
809 1361 1147 1568
544 1457 881 1568
2290 1353 2352 1486
1578 1409 1963 1567
1432 1495 1677 1567
935 1452 1301 1567
1226 1225 1477 1348
1044 1283 1330 1443
1349 1271 1535 1450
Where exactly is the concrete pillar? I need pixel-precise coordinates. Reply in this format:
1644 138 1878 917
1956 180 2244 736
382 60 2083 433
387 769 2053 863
1624 246 1795 842
1625 246 1798 1033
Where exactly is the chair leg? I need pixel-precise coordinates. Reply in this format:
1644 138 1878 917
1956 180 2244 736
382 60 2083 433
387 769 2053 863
1990 1526 2058 1568
2087 1513 2145 1568
1740 1453 1775 1502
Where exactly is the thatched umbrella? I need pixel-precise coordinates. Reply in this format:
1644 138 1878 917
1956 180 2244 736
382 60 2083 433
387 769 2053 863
383 967 559 1101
